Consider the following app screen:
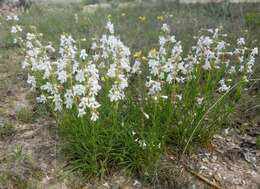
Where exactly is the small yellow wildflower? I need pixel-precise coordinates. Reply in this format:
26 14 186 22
157 16 164 21
138 16 146 22
134 51 142 58
101 77 106 81
141 56 147 61
149 48 157 57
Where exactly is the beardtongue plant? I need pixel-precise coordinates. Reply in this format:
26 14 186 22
7 15 258 176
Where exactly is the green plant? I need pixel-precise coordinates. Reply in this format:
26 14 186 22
0 122 15 139
245 12 260 28
16 107 34 123
5 2 259 180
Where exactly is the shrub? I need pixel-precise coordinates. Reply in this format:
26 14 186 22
245 12 260 28
7 14 258 177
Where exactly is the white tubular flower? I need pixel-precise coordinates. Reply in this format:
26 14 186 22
106 20 114 34
202 60 211 70
218 79 230 92
100 22 131 102
64 89 74 109
108 85 125 102
36 95 47 104
21 60 30 69
57 70 67 84
6 15 12 21
251 47 258 56
13 15 19 21
73 84 86 96
91 112 99 122
11 26 18 33
196 97 204 105
27 74 36 90
132 60 141 75
80 49 88 60
161 23 170 33
228 66 236 74
107 63 116 78
53 94 62 112
75 69 85 82
237 37 245 46
146 78 161 96
41 82 54 94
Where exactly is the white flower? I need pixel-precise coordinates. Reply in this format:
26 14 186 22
27 74 36 90
73 84 85 96
6 15 12 21
108 85 125 102
53 94 62 112
159 36 167 46
13 15 19 21
64 89 74 109
132 60 141 74
228 66 236 74
91 42 97 50
90 112 99 122
218 79 230 92
57 70 67 84
237 37 245 46
143 112 149 119
80 49 88 60
41 82 54 94
251 47 258 56
11 26 18 33
161 23 170 33
107 63 116 78
176 94 182 101
36 95 47 104
21 60 29 69
146 78 161 96
196 97 204 105
75 69 85 82
106 20 114 34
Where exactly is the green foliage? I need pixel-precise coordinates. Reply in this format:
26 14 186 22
0 122 15 139
59 100 163 177
16 107 34 123
245 12 260 28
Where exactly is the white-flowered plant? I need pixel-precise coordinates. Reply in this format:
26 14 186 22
8 16 258 123
6 14 259 175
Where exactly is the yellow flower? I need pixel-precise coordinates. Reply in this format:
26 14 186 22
138 16 146 22
101 77 106 81
149 48 157 57
134 51 142 58
157 16 164 21
141 56 147 61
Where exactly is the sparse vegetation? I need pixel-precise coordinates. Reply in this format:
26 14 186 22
16 107 34 123
0 122 15 139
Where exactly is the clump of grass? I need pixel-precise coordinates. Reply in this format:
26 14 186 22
16 107 34 123
0 122 15 139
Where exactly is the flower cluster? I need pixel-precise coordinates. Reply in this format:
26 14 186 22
8 16 258 122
